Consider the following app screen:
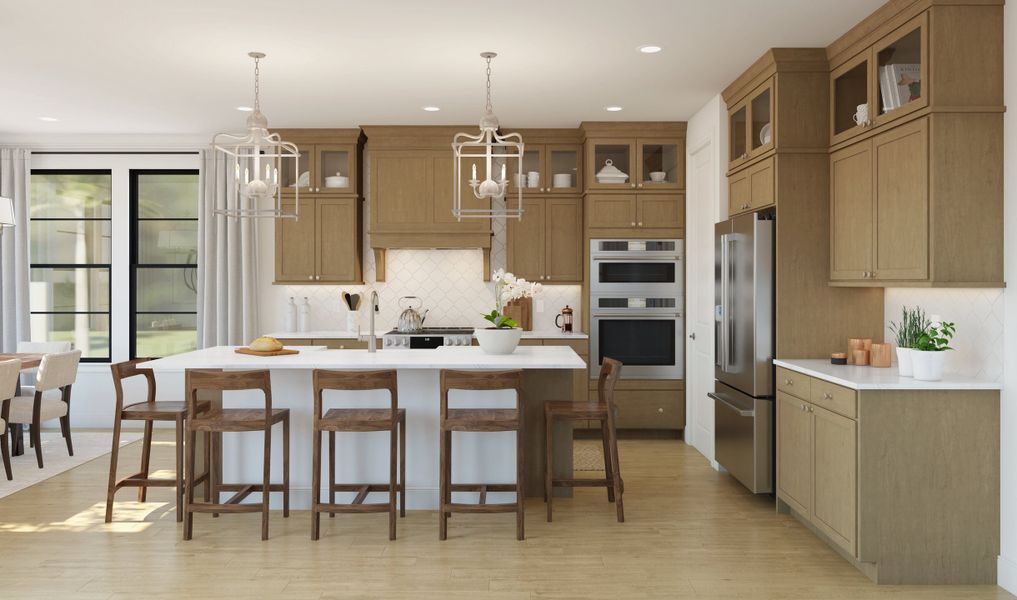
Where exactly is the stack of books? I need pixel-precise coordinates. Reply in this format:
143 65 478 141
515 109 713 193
879 63 921 112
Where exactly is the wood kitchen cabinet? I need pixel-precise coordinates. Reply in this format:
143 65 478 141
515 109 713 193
499 130 582 196
728 156 774 216
275 129 364 197
728 78 774 169
775 364 999 584
584 137 684 192
507 196 582 283
585 193 684 237
588 379 685 431
275 196 363 284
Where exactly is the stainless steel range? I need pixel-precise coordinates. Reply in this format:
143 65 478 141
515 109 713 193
382 327 474 349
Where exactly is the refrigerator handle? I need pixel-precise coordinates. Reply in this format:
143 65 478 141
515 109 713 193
718 233 729 373
726 236 736 370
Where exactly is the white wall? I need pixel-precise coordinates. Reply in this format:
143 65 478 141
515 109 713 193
684 93 728 464
998 0 1017 592
256 144 583 336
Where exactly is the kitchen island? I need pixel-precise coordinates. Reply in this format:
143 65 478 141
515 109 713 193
145 345 587 510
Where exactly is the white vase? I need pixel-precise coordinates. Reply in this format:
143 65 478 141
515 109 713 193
911 350 947 381
474 328 523 355
896 347 914 377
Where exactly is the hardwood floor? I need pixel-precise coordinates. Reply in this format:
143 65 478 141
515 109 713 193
0 430 1010 599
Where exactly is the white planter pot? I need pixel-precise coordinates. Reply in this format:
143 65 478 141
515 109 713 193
896 347 914 377
474 328 523 355
911 350 947 381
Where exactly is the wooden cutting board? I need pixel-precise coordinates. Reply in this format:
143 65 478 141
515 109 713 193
234 347 300 357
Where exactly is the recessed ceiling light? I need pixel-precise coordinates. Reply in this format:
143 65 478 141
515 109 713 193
638 45 663 54
422 106 441 112
604 106 624 112
236 106 253 112
38 116 59 122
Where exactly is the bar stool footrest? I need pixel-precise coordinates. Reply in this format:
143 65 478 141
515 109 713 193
115 471 178 489
447 502 518 513
317 502 392 514
551 478 614 488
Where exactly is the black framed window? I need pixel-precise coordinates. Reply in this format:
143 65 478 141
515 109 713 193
29 170 113 362
130 170 199 359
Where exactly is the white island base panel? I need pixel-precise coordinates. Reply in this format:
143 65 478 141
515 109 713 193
147 346 585 511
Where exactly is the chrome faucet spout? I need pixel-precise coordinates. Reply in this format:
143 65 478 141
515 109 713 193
368 291 380 352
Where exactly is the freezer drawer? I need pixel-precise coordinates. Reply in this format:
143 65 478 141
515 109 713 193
712 381 773 494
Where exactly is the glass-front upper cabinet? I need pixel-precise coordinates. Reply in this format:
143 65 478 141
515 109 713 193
314 144 356 193
749 81 774 156
586 139 637 190
831 53 873 145
279 147 312 194
506 146 544 194
729 104 748 167
546 145 580 194
873 13 927 126
637 139 682 190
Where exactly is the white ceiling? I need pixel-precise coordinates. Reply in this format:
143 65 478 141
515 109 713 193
0 0 885 135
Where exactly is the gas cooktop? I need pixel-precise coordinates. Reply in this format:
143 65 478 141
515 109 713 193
384 327 474 336
382 327 475 349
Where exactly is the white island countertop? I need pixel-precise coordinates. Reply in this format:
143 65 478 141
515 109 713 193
264 329 588 340
774 358 1001 391
145 345 587 372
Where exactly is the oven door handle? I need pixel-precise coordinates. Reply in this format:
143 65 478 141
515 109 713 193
591 312 682 319
709 392 755 417
592 256 681 262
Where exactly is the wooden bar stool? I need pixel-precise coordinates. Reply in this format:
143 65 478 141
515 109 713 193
183 369 290 541
105 358 212 523
311 369 406 541
439 369 525 541
544 357 624 523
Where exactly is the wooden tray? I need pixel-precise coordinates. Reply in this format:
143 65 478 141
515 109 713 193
235 347 300 357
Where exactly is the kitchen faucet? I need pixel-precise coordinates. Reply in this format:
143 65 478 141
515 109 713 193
368 290 380 352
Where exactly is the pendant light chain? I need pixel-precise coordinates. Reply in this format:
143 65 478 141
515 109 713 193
485 55 493 113
253 55 261 112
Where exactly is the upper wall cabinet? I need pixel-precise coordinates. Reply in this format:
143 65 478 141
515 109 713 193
723 49 830 216
498 129 583 196
274 129 364 196
826 0 1004 287
580 122 686 193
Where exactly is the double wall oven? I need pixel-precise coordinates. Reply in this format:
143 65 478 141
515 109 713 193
590 239 684 379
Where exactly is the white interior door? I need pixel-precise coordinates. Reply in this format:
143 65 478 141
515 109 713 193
685 139 718 463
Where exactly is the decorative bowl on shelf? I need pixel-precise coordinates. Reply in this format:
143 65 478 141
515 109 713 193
648 171 666 183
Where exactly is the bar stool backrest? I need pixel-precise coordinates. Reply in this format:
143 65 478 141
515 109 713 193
312 369 398 421
597 357 623 413
440 370 524 419
185 369 272 420
110 358 156 413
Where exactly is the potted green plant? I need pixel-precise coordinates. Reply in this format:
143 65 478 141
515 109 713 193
888 306 930 377
911 320 955 381
475 269 542 354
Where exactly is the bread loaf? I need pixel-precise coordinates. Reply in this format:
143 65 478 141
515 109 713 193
249 336 283 352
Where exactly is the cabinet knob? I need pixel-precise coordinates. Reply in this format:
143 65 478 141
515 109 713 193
630 222 636 227
801 404 806 411
785 378 792 385
689 332 696 340
638 222 644 227
637 183 643 188
657 408 664 414
540 275 545 280
316 275 321 280
307 275 314 280
742 153 748 160
630 184 636 189
546 275 552 280
808 406 814 413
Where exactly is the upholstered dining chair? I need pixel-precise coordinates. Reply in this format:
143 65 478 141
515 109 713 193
15 341 72 396
6 350 81 468
0 359 21 480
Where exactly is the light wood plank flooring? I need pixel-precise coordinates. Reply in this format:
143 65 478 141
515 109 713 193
0 431 1011 599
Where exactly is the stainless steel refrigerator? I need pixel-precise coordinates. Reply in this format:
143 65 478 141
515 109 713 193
710 212 775 494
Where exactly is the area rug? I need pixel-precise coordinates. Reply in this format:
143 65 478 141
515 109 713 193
573 438 606 471
0 431 141 499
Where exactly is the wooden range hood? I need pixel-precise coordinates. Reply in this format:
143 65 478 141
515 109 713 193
363 126 494 281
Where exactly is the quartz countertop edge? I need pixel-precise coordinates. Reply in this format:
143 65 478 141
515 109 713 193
265 330 589 340
146 345 587 372
773 359 1002 391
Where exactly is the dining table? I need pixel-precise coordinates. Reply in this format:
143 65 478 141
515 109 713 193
0 352 46 456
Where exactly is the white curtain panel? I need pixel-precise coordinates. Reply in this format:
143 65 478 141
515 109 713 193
197 149 260 348
0 148 31 353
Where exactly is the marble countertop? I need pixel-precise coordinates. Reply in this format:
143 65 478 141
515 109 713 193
264 329 588 340
774 359 1002 391
146 345 587 372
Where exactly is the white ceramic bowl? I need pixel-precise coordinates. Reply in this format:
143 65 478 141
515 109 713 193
596 175 629 184
325 176 349 188
649 171 667 182
474 328 523 355
553 173 572 188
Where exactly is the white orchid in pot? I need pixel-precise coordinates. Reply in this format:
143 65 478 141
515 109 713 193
475 269 543 354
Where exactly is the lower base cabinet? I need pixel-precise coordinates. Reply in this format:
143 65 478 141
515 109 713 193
775 366 999 584
587 379 685 430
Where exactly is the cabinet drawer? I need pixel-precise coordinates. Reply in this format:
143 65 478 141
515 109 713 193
276 338 316 347
542 339 590 355
810 379 857 419
776 367 810 400
614 390 685 430
315 339 367 350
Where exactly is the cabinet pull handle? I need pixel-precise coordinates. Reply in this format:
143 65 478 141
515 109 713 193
823 392 832 400
785 378 792 385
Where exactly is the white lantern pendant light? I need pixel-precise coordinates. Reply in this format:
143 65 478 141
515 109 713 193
452 52 524 221
213 52 301 220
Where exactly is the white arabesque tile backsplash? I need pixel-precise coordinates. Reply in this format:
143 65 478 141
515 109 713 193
258 145 582 335
884 288 1005 381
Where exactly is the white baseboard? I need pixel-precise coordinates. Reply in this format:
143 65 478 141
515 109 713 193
998 554 1017 592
